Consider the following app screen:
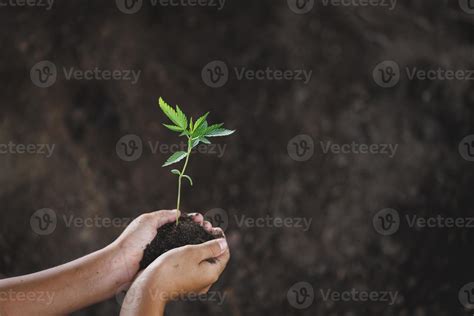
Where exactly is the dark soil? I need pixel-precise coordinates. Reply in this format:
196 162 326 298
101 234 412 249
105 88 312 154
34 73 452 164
139 215 217 269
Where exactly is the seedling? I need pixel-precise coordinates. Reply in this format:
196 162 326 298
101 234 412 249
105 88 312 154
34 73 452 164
158 97 235 224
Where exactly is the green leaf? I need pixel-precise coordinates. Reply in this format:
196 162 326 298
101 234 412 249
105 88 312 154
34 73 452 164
189 117 194 131
203 123 223 135
206 128 235 137
159 97 182 127
193 112 209 133
182 174 193 186
192 120 209 138
175 105 188 130
163 124 183 132
171 169 181 175
200 137 211 144
191 138 200 148
163 151 187 167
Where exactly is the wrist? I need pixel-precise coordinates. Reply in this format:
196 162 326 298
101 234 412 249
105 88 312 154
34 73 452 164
103 242 138 287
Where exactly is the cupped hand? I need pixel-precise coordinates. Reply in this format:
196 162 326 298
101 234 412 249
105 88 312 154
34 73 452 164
110 209 219 285
120 236 230 315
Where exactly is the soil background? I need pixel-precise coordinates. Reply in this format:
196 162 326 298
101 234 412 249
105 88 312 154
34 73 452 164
1 0 474 315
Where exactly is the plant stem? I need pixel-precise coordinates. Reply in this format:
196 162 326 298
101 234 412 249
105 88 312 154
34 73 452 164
175 137 192 224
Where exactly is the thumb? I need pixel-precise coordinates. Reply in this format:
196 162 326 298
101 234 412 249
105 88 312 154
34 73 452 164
190 238 228 262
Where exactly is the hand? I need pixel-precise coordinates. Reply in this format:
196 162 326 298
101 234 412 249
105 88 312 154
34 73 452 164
120 237 230 315
110 210 218 284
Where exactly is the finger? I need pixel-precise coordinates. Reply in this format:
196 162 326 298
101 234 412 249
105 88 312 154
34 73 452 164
199 247 230 284
202 246 230 274
189 238 228 262
210 227 225 238
148 209 180 228
203 221 212 232
188 213 204 225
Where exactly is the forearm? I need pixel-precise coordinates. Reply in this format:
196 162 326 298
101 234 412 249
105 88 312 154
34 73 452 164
0 243 129 315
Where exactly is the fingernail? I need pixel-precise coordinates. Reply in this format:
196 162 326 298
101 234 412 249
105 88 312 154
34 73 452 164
217 238 228 252
188 212 198 217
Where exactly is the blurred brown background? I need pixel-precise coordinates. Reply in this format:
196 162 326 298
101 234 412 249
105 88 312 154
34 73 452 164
1 0 474 315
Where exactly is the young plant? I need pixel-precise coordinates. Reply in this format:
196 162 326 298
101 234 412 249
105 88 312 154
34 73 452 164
158 97 235 224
